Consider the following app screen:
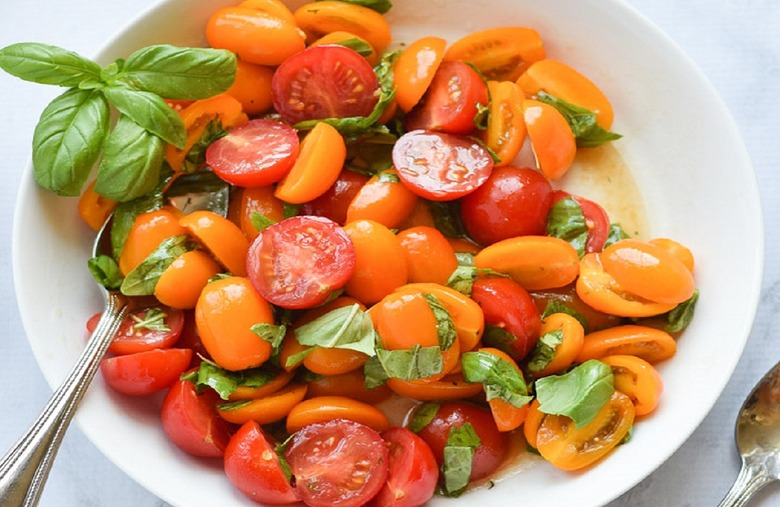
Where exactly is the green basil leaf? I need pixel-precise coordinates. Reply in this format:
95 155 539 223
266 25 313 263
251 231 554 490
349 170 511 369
481 325 519 358
541 302 590 334
251 322 287 356
536 90 622 148
283 202 300 219
185 360 280 400
251 212 276 232
446 265 508 296
461 351 532 407
102 84 186 147
603 223 630 248
376 170 401 183
131 307 170 332
0 42 101 86
428 199 468 239
409 402 440 433
441 423 481 497
455 252 475 266
32 88 109 196
275 437 295 483
316 0 392 13
109 172 171 259
345 132 396 176
423 293 457 350
180 118 228 173
120 234 193 295
164 169 230 217
473 102 490 131
86 254 123 290
363 355 389 389
525 329 564 374
95 114 166 201
664 289 699 333
120 45 236 100
294 304 377 356
536 359 614 428
375 344 443 381
547 196 587 257
331 37 374 57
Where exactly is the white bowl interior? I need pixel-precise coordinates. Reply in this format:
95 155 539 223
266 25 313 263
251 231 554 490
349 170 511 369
12 0 762 506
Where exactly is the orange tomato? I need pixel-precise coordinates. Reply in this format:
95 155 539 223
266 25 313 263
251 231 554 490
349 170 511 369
479 347 531 432
482 80 526 166
275 122 346 204
305 369 392 405
649 238 695 273
397 226 459 285
386 374 484 401
346 169 419 229
523 99 576 180
228 369 295 401
393 36 447 111
530 312 585 377
154 250 222 309
237 0 296 23
601 355 664 416
225 59 275 116
530 284 623 332
444 27 545 81
285 396 390 433
522 399 545 449
310 30 378 65
78 180 117 231
118 208 188 276
237 185 285 241
577 325 677 364
217 383 307 425
397 199 437 230
303 347 369 376
447 237 482 255
179 210 250 277
343 220 408 305
195 276 275 371
293 1 392 52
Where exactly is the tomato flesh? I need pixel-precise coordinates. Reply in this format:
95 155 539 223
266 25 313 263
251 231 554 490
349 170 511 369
272 45 379 124
87 307 184 356
246 216 356 309
368 427 438 507
285 419 388 507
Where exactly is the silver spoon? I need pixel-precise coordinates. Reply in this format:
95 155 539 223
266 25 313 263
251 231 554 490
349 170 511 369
718 361 780 506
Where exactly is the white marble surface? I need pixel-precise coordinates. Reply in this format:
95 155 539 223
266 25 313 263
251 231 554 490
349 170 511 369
0 1 778 506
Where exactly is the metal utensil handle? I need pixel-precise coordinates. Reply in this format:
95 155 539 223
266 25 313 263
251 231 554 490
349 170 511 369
717 461 777 507
0 292 128 507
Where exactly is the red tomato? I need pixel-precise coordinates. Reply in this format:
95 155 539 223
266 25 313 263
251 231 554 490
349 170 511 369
100 348 192 397
415 402 508 481
86 307 184 356
392 130 493 201
300 169 370 225
460 166 553 245
552 190 611 253
285 419 389 507
160 378 233 458
224 421 300 505
368 427 438 507
246 216 356 309
471 277 541 361
206 119 299 187
272 45 379 124
404 61 488 135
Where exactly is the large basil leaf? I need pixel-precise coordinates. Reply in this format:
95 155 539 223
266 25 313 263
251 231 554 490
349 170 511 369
535 359 614 427
0 42 101 87
294 304 377 356
461 351 532 407
102 84 186 147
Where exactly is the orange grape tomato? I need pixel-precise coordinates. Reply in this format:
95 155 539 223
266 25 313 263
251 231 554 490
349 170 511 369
522 99 576 180
293 1 392 52
447 237 482 255
482 80 526 166
303 347 369 376
601 355 663 416
78 180 117 231
531 312 585 377
274 122 347 204
154 250 222 310
285 396 390 434
649 238 695 273
195 276 275 371
397 226 459 285
237 0 296 23
217 383 308 425
225 59 275 116
305 369 392 405
206 6 305 66
393 36 447 112
444 27 545 81
345 169 419 229
397 199 436 230
385 374 484 401
179 210 250 277
530 284 623 332
522 399 545 449
478 347 530 432
370 291 441 351
310 31 378 65
300 169 370 226
536 391 635 471
517 58 614 129
229 369 295 401
280 330 309 372
237 185 285 241
118 208 188 276
577 325 677 364
343 219 408 305
473 235 580 291
576 253 678 318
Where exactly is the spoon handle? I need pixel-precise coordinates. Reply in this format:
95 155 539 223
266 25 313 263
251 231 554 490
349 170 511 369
717 461 777 507
0 292 128 507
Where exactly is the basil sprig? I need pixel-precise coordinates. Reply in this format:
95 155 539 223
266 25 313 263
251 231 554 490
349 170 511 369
535 359 614 427
0 42 236 201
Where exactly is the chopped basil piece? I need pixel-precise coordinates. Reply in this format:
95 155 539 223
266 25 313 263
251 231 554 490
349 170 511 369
481 325 519 358
363 355 389 389
409 403 440 433
374 344 443 381
183 360 280 400
664 289 699 333
315 0 393 14
250 322 287 356
547 196 588 257
536 359 614 427
441 423 481 497
87 254 123 290
603 223 630 248
423 293 457 350
428 199 468 238
332 37 374 57
120 234 194 296
455 252 475 266
446 265 508 297
541 301 590 334
164 169 230 216
251 212 276 232
376 170 401 183
525 329 564 374
179 119 228 173
294 304 377 356
283 202 300 219
461 351 533 407
536 90 622 148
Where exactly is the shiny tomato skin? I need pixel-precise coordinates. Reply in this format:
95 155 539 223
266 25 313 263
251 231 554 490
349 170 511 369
471 277 542 361
285 419 389 507
460 166 553 245
415 402 508 481
206 119 299 187
300 169 370 225
101 348 192 397
160 377 233 458
87 307 184 356
246 216 356 309
552 190 610 253
368 427 438 507
272 45 379 124
392 130 493 201
404 61 488 135
224 421 300 504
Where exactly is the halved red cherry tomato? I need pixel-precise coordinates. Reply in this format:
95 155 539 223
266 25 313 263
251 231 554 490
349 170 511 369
551 190 610 253
100 348 192 397
368 427 438 507
160 377 233 458
460 166 553 245
246 216 356 309
272 45 379 124
404 61 489 135
392 130 494 201
206 119 299 187
86 306 184 356
224 420 300 505
285 419 389 507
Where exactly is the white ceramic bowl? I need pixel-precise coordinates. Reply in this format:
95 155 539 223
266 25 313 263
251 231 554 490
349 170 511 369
12 0 762 506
